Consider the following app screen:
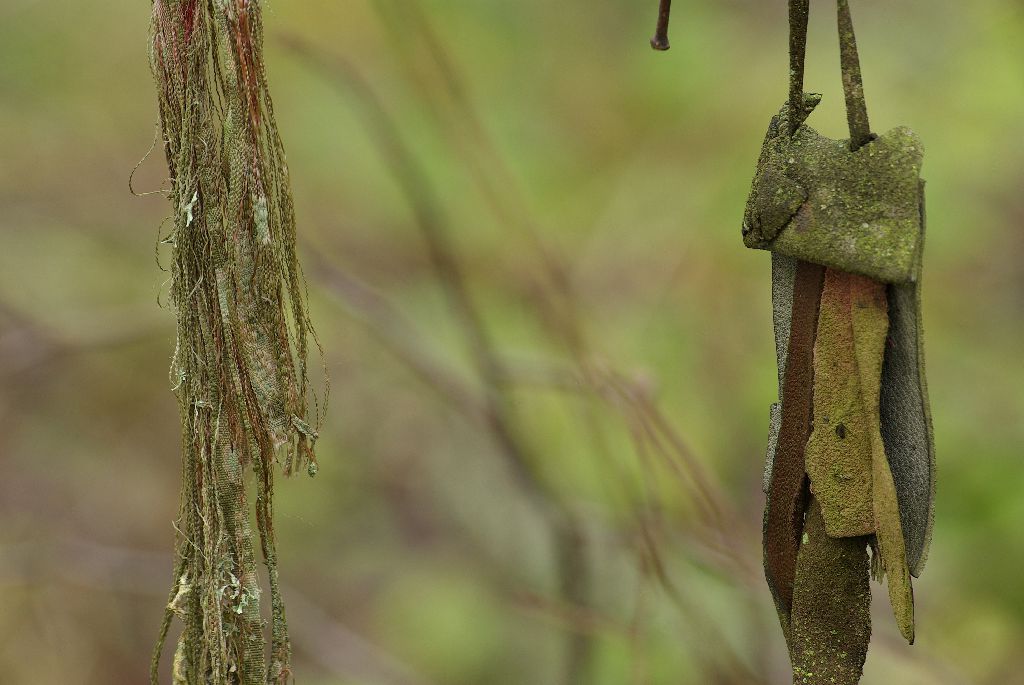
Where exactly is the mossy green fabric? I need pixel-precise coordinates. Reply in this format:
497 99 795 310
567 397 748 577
743 98 924 285
749 97 934 673
849 276 915 644
790 498 871 685
149 1 321 682
805 270 874 538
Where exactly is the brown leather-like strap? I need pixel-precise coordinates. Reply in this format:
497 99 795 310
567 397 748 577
764 260 825 618
837 0 872 149
787 0 872 147
788 0 810 134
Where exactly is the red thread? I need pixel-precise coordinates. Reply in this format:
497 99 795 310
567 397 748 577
183 0 198 44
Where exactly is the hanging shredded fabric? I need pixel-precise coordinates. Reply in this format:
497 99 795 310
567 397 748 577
148 0 323 682
740 1 935 682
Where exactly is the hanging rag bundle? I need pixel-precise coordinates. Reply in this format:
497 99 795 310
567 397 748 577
742 2 935 682
148 1 322 682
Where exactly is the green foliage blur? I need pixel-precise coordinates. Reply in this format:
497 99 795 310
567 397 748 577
1 0 1022 683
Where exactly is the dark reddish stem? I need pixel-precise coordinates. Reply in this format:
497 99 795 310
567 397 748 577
651 0 672 51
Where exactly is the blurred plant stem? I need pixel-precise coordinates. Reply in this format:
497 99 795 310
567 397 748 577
0 540 438 685
373 0 747 616
281 37 595 683
282 12 773 675
373 0 670 539
367 0 738 548
3 537 971 684
311 247 777 680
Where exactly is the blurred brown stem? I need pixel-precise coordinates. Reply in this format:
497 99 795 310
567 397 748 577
0 540 438 685
283 36 593 682
311 259 486 423
356 9 736 670
282 37 536 500
373 0 587 355
370 0 734 544
651 0 672 51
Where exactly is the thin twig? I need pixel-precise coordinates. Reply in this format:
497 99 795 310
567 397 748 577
651 0 672 51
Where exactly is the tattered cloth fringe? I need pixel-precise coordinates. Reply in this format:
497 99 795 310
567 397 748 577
148 1 322 682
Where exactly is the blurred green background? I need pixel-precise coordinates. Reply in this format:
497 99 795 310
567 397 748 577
1 0 1022 683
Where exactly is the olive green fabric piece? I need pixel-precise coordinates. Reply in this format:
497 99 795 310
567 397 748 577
805 270 875 538
881 184 935 576
742 98 924 285
849 276 915 644
149 1 321 682
790 498 871 685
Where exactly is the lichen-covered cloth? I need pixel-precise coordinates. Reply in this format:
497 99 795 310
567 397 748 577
745 98 934 684
148 1 322 682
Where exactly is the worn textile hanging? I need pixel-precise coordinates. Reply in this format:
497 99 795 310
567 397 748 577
741 1 935 682
148 0 322 682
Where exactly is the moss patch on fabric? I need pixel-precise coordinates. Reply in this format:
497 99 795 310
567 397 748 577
791 498 871 685
743 98 924 285
805 269 875 537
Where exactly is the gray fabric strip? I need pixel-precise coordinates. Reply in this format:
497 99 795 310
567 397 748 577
880 278 935 577
764 253 797 494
